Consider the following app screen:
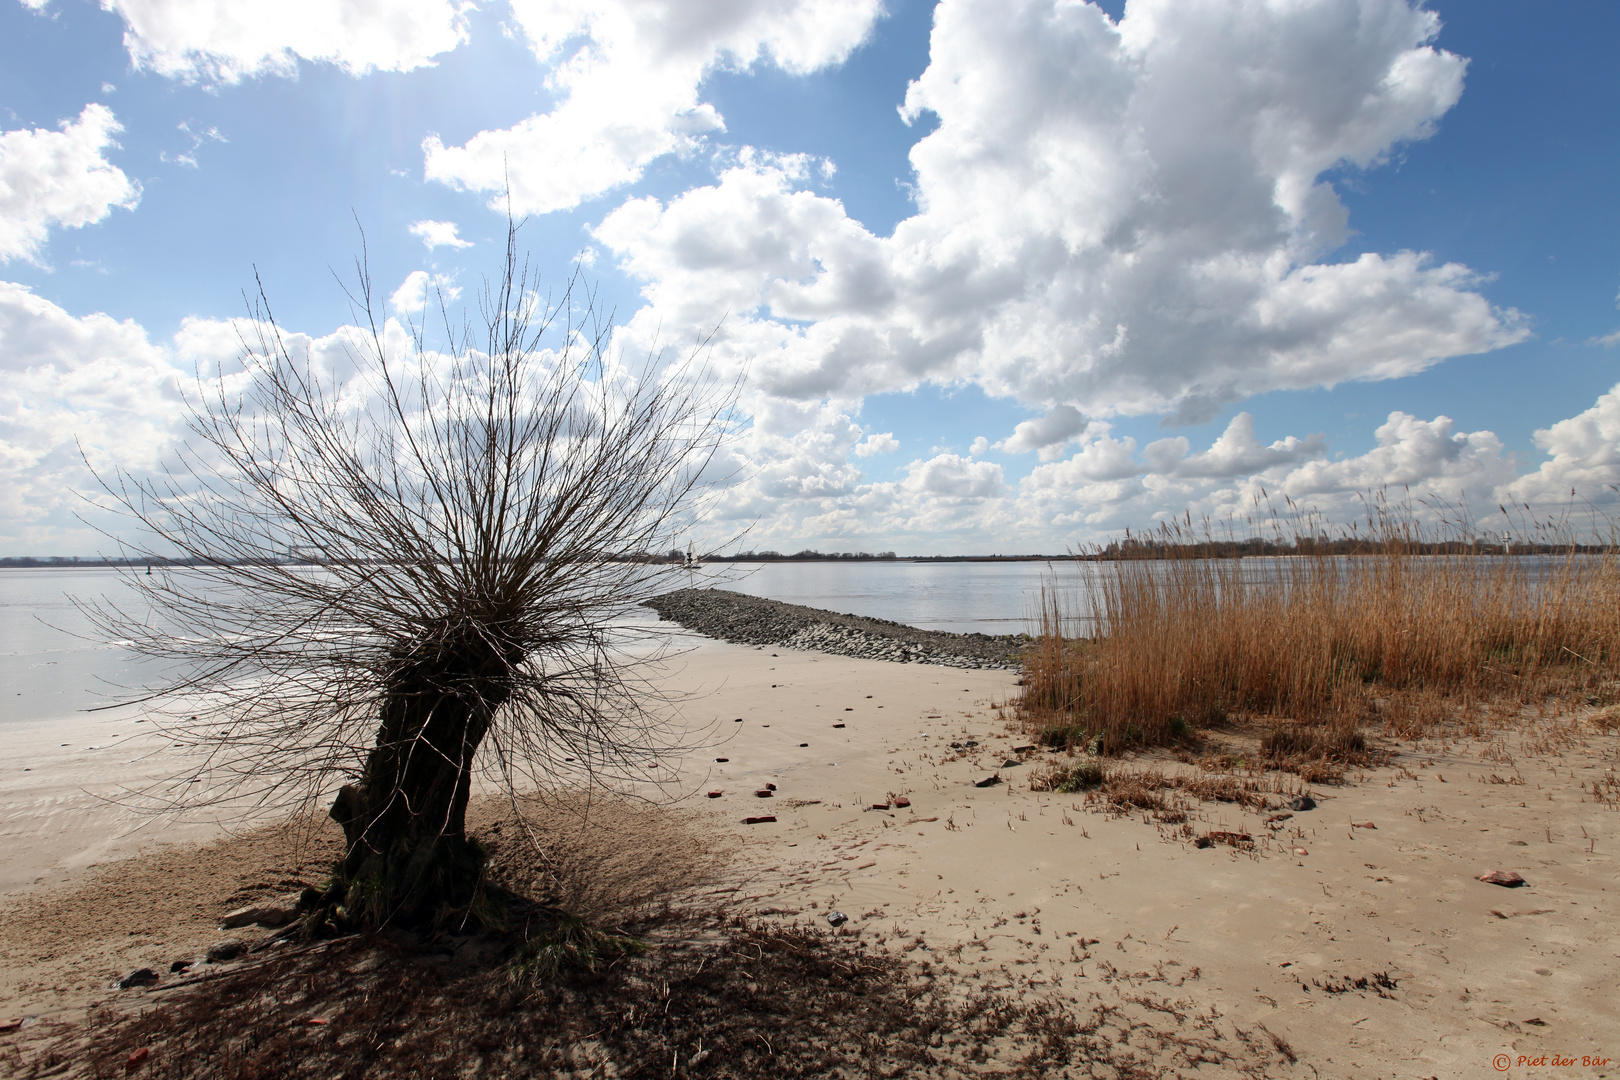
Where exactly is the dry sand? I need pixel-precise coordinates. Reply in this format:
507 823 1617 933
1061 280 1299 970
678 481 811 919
2 631 1617 1078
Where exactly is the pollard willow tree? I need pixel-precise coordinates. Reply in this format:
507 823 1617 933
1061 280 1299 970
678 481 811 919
86 229 737 928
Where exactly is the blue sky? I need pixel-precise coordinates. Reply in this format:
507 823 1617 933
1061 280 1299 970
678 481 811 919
2 0 1617 554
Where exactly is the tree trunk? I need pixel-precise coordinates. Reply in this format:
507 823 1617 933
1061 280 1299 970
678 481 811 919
322 645 509 928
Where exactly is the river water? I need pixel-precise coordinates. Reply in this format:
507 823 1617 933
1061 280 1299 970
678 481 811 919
0 562 1070 728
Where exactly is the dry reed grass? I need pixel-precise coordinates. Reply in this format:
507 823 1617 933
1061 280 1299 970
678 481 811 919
1021 496 1620 756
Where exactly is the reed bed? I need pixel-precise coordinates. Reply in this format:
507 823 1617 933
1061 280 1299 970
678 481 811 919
1022 504 1620 757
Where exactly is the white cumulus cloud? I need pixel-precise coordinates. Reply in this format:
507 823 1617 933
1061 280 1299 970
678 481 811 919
388 270 462 314
423 0 884 214
998 405 1087 458
0 104 140 264
903 453 1005 500
1505 384 1620 509
853 431 899 457
408 219 473 250
100 0 470 83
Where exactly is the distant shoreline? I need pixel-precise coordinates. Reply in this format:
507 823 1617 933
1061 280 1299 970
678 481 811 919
0 555 1073 568
4 547 1603 569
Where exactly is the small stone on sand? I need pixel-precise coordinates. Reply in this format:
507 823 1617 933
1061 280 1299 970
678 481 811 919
205 939 247 963
1478 869 1526 887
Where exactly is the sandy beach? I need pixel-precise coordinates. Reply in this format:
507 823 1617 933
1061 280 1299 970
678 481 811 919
2 629 1616 1077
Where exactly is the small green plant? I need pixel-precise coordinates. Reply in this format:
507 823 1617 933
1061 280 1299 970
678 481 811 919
508 913 645 981
1036 722 1090 749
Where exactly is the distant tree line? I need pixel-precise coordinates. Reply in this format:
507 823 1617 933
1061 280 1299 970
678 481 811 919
1082 536 1615 560
680 549 899 562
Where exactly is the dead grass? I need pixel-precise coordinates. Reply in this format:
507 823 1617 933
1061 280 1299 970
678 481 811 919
1030 759 1305 820
1022 499 1620 756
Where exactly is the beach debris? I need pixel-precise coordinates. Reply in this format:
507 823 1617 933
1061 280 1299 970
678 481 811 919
974 773 1000 788
1288 795 1316 811
826 911 849 927
833 723 846 728
1352 821 1377 830
734 718 743 722
1266 812 1293 824
893 796 911 808
949 742 963 748
707 790 723 798
871 803 890 811
754 789 774 798
766 783 777 790
221 901 297 929
715 757 729 763
0 1019 20 1034
1293 847 1309 856
117 968 160 990
964 740 979 747
307 1018 330 1026
1001 758 1021 768
205 939 248 963
1012 744 1035 754
799 742 809 747
1478 869 1527 887
168 959 194 973
1198 831 1253 849
127 1046 151 1069
742 815 777 825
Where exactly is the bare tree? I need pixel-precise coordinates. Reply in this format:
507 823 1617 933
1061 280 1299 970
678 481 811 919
83 224 737 929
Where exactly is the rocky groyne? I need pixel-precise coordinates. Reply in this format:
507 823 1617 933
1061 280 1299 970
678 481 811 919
642 588 1028 670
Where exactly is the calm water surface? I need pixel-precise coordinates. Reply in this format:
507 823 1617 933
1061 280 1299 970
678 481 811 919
0 568 157 726
1 562 1069 728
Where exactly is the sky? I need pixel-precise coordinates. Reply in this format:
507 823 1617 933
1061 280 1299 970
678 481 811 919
1 0 1618 556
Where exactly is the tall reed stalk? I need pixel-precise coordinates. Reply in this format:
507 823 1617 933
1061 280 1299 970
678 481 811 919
1022 500 1620 753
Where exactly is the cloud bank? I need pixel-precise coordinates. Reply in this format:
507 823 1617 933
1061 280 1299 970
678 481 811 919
600 0 1524 430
